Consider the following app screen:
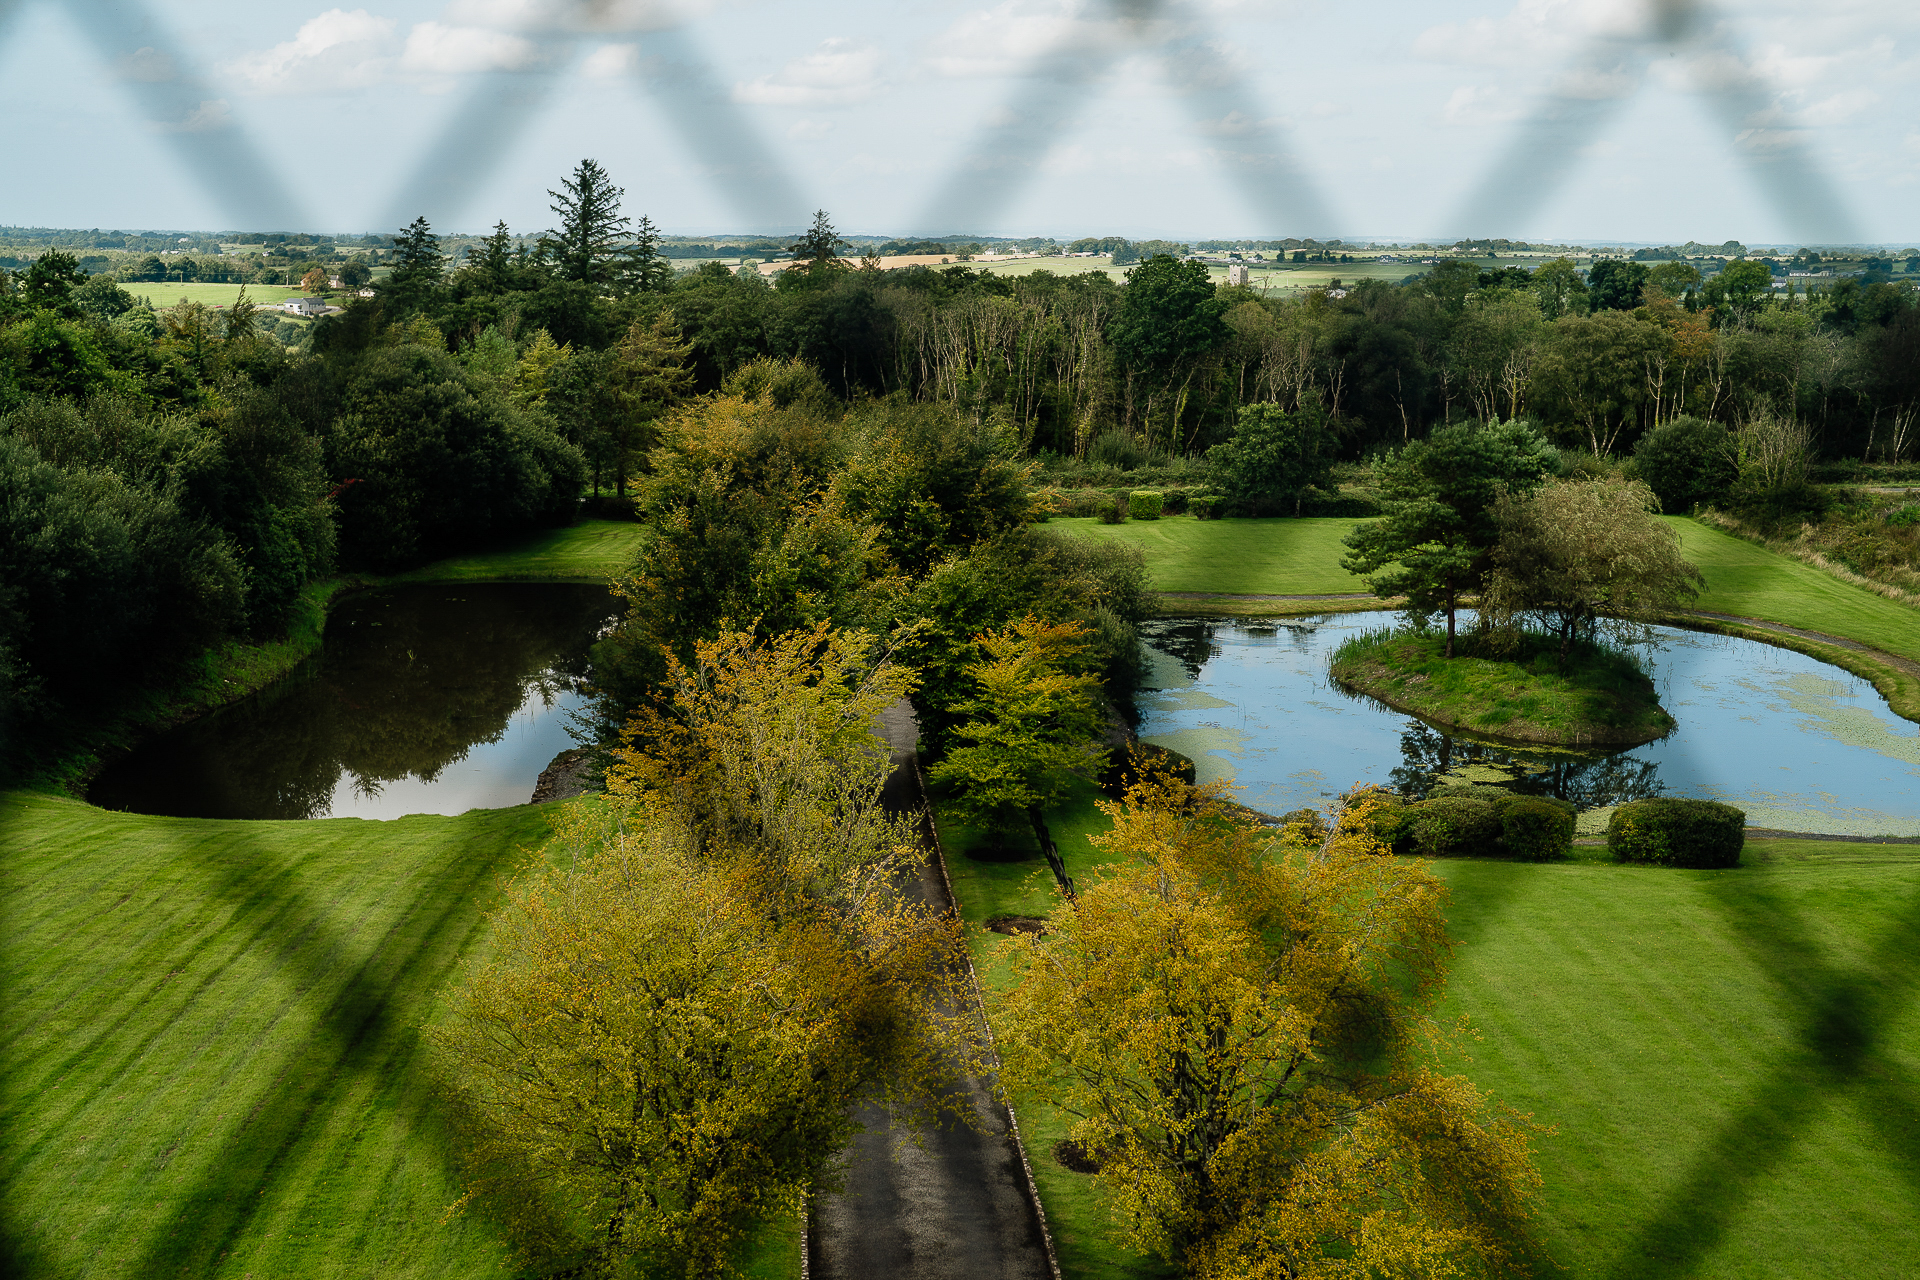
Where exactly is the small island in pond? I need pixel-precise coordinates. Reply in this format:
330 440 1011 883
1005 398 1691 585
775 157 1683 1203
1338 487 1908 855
1329 628 1676 747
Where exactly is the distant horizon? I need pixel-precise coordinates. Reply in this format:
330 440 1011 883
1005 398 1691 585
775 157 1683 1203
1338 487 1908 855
0 2 1912 246
6 222 1918 254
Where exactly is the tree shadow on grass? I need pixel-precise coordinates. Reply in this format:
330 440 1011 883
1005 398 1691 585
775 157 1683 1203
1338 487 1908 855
1597 876 1920 1279
0 807 577 1277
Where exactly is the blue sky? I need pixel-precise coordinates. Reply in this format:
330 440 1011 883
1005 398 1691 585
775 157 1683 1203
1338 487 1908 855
1 0 1913 244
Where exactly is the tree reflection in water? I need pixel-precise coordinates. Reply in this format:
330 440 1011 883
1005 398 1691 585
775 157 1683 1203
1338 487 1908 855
1139 615 1670 810
90 584 618 820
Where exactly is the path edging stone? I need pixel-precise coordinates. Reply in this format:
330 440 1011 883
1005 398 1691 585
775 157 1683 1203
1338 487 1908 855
911 754 1064 1280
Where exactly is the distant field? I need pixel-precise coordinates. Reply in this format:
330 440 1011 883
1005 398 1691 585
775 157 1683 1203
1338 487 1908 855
120 282 311 310
1049 515 1368 595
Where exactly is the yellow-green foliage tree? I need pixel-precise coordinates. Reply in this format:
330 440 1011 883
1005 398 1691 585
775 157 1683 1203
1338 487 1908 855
989 777 1544 1278
927 615 1108 842
436 625 961 1279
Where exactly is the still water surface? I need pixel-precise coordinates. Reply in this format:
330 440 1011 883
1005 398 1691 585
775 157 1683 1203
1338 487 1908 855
90 583 618 821
1139 613 1920 837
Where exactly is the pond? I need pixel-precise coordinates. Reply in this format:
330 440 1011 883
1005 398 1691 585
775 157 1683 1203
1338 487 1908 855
89 583 620 821
1138 613 1920 837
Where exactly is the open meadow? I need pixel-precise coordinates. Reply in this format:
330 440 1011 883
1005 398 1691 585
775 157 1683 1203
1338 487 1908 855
118 282 311 310
1047 515 1368 594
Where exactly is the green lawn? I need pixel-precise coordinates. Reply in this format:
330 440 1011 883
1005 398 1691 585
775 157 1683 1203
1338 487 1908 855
0 790 801 1279
1052 514 1920 665
385 520 647 585
1429 840 1920 1279
0 792 547 1277
933 777 1920 1279
122 282 310 309
1672 518 1920 661
1049 516 1367 595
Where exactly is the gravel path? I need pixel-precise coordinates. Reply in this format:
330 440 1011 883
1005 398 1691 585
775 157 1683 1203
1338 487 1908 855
809 703 1054 1280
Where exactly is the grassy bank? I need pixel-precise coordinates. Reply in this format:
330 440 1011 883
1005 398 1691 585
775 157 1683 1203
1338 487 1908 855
1671 517 1920 662
383 520 647 585
1329 627 1674 747
1047 516 1367 595
930 776 1920 1279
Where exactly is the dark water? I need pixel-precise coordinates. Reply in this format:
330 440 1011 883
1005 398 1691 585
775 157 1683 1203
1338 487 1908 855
1139 613 1920 837
89 583 619 821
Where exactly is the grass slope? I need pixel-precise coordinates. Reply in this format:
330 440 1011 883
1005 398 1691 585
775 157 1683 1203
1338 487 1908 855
930 777 1174 1280
1671 517 1920 661
933 776 1920 1279
385 520 647 585
1329 629 1674 746
0 790 802 1279
1048 516 1367 595
0 792 548 1278
123 283 309 309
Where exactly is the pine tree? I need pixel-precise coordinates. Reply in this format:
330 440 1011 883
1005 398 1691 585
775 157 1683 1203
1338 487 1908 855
618 214 673 295
787 209 849 271
383 215 446 314
542 158 629 286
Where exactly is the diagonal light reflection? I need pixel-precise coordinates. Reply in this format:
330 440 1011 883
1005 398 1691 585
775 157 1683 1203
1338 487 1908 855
58 0 302 230
381 3 806 233
1448 0 1857 243
916 0 1335 237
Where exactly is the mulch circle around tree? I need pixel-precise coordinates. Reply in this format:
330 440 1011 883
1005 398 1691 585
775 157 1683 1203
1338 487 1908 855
984 915 1048 936
1052 1139 1102 1174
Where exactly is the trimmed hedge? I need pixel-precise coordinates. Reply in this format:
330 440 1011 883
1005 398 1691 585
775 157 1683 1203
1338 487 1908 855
1368 787 1576 860
1607 798 1746 868
1189 495 1222 520
1128 490 1164 520
1502 797 1575 861
1095 497 1125 523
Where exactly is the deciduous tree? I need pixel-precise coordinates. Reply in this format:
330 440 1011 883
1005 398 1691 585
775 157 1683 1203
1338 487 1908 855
1485 475 1704 667
1341 420 1554 656
990 778 1545 1279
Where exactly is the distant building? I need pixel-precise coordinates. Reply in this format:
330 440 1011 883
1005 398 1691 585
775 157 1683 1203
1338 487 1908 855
356 288 375 298
280 297 328 316
1227 263 1251 286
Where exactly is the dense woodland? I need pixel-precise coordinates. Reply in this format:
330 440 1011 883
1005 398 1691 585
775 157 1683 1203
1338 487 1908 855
4 160 1919 777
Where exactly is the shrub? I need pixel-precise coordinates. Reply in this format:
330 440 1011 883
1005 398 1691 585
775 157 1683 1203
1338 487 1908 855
1402 796 1501 858
1189 495 1221 520
1096 497 1125 524
1089 429 1146 470
1128 490 1163 520
1501 797 1574 861
1632 416 1737 513
1161 487 1190 514
1607 797 1745 868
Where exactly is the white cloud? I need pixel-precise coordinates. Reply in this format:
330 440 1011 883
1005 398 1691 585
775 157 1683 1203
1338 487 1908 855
400 22 540 75
115 47 178 84
734 39 885 107
443 0 702 35
1441 84 1524 126
226 9 397 94
926 0 1139 79
1415 0 1652 69
1801 90 1880 126
581 42 640 79
1193 110 1282 138
788 118 833 140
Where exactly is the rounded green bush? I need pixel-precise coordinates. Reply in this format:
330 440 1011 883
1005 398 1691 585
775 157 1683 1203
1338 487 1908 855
1095 497 1125 524
1128 490 1164 520
1188 495 1221 520
1607 797 1746 868
1501 797 1574 861
1403 796 1501 858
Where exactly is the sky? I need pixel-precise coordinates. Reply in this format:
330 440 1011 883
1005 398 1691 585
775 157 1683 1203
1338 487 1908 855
0 0 1914 245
